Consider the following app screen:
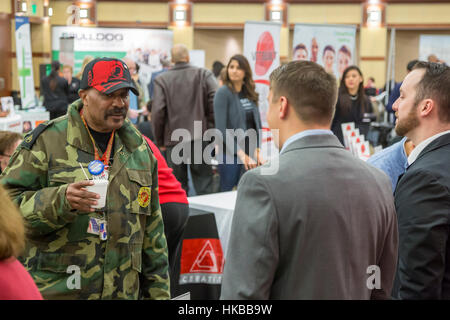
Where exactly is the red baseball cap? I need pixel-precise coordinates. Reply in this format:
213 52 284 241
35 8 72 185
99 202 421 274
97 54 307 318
80 57 139 95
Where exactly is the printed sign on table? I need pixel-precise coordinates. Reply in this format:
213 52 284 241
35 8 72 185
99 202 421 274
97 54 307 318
341 122 355 149
350 134 365 156
357 141 371 161
0 97 14 114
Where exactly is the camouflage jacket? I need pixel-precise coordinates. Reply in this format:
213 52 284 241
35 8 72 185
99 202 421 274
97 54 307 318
0 100 170 300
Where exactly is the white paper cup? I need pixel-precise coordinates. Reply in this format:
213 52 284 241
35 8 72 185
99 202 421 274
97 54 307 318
85 179 109 209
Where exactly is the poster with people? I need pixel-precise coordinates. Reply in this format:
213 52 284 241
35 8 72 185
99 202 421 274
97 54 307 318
293 23 356 80
51 26 173 100
243 21 281 160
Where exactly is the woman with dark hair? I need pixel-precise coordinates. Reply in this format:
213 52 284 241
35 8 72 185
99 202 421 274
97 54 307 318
331 65 373 145
213 54 263 192
40 61 69 120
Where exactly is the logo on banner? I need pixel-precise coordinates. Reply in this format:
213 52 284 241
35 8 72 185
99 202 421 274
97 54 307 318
253 31 277 76
179 239 224 285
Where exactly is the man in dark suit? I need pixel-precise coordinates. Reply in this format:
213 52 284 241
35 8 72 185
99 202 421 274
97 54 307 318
220 61 398 300
392 62 450 299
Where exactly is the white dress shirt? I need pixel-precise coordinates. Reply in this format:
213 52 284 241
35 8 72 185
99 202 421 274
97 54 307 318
408 130 450 165
280 129 333 154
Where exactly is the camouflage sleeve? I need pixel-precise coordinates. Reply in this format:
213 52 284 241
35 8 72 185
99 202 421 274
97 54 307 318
0 146 76 236
140 153 170 299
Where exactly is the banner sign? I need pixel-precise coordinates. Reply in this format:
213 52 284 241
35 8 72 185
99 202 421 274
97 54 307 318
15 16 36 109
244 21 281 159
293 23 356 80
52 26 173 100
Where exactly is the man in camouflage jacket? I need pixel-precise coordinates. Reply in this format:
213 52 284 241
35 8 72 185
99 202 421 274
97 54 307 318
0 58 170 299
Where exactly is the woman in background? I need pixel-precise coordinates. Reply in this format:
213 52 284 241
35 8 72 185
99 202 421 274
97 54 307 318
40 61 69 120
213 54 263 192
0 184 43 300
331 65 373 145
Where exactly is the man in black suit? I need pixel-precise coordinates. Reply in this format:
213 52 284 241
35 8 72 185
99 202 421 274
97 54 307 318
392 61 450 299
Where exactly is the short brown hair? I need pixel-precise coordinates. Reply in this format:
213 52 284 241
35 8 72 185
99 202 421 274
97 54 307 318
0 131 22 156
412 61 450 122
0 184 25 260
269 60 338 125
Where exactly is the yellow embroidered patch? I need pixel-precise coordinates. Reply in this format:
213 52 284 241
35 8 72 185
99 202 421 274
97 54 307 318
138 186 151 208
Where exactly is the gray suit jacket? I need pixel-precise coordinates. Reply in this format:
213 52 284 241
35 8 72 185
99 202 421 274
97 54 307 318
220 134 398 299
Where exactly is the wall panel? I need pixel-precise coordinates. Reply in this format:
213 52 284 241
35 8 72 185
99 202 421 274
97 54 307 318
194 28 243 72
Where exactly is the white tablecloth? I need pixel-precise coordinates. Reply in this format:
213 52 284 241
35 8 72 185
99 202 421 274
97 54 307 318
187 191 237 257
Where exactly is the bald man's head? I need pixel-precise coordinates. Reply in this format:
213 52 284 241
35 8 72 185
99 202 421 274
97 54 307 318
171 44 190 64
123 57 137 76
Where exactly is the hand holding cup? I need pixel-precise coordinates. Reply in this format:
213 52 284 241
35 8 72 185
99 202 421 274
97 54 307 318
66 180 101 213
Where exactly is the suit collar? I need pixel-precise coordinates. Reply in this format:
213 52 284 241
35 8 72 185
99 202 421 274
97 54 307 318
280 134 344 155
409 131 450 165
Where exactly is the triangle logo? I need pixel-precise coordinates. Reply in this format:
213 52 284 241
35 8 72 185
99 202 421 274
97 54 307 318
190 240 219 273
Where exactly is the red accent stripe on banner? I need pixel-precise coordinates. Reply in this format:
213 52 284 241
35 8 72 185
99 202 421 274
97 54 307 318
262 127 270 131
254 79 270 86
263 137 273 143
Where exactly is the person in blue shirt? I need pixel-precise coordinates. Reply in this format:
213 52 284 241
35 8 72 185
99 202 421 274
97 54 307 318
367 137 414 192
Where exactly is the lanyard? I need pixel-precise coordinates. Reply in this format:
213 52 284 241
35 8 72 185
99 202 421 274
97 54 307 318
80 108 115 167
